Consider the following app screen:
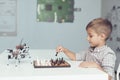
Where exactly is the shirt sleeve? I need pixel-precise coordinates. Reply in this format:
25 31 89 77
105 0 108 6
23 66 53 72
102 52 116 79
76 51 86 61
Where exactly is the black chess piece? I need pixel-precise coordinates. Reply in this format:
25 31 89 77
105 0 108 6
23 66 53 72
55 52 58 56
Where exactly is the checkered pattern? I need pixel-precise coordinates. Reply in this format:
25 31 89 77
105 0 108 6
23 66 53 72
76 45 116 80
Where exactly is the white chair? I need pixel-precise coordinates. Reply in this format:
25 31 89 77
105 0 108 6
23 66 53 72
117 64 120 80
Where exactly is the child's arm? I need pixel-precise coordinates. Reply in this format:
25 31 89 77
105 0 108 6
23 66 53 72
79 61 112 80
79 61 103 70
56 46 76 60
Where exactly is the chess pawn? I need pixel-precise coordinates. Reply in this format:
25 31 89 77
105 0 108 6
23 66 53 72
36 58 40 66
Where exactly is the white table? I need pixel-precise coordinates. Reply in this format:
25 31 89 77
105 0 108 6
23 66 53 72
0 49 108 80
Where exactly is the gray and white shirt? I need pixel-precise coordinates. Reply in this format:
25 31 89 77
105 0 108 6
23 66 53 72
76 45 116 80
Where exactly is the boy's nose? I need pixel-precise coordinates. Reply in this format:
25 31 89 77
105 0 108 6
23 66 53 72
87 36 89 41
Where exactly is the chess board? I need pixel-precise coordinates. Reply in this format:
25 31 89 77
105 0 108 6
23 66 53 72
33 58 71 68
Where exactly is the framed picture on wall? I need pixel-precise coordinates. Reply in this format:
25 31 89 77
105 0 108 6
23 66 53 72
36 0 74 23
0 0 17 36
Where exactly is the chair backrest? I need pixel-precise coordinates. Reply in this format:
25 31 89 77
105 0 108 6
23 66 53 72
117 64 120 80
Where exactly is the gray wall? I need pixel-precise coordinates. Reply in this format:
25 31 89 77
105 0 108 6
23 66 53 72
0 0 101 53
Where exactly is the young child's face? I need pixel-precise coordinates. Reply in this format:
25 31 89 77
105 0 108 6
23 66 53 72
86 28 104 48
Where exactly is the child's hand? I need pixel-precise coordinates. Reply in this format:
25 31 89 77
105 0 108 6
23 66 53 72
79 61 100 68
56 45 65 53
56 45 76 60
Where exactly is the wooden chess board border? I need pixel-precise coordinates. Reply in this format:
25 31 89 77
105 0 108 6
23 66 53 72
33 60 71 68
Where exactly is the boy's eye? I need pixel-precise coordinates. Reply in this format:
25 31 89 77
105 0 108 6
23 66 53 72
89 35 93 38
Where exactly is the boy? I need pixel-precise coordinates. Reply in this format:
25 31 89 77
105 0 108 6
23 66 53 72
56 18 116 80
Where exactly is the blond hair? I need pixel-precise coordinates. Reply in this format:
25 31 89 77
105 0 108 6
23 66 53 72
86 18 112 40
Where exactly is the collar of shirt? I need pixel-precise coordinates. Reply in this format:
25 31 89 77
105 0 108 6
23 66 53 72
89 45 108 53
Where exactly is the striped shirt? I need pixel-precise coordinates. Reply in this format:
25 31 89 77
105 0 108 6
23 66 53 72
76 45 116 80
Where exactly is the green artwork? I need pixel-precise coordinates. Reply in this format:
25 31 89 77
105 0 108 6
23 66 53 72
37 0 74 23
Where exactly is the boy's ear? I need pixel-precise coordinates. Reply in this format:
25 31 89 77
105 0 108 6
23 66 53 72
100 33 106 40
